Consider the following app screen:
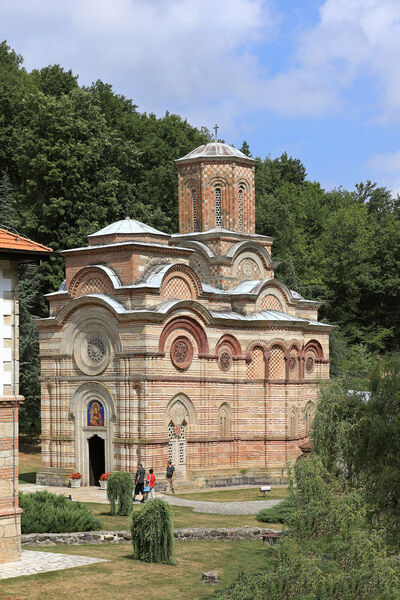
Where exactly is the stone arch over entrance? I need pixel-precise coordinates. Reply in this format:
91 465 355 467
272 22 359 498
70 382 116 486
164 394 197 477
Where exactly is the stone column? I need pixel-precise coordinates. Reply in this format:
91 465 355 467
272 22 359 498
0 395 23 563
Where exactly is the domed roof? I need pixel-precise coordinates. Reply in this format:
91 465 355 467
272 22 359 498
88 217 168 238
175 142 254 163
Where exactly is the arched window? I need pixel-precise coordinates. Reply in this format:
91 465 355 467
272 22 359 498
215 187 222 227
218 403 232 438
238 185 244 231
289 407 297 438
304 401 316 435
192 188 197 231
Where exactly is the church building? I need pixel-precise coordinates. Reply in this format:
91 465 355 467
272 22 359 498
37 142 331 487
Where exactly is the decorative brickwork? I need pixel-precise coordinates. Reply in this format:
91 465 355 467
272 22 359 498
259 294 283 311
70 267 115 298
176 145 255 234
269 346 286 379
247 347 265 379
164 277 192 300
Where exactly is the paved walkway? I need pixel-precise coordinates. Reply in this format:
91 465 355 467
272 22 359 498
0 550 108 580
158 494 281 514
20 483 282 514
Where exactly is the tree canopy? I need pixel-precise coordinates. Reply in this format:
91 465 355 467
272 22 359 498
1 41 400 422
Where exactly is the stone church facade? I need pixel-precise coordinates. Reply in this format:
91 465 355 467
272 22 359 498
37 142 331 488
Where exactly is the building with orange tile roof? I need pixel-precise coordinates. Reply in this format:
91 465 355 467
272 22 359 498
0 228 51 563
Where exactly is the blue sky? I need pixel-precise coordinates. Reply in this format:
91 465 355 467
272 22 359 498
2 0 400 194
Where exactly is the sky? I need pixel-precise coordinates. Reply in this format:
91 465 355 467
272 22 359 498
2 0 400 193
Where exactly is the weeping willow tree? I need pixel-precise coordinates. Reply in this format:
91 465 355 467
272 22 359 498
107 471 133 516
131 498 174 564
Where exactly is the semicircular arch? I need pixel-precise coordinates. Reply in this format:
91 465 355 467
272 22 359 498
159 315 208 355
69 265 120 299
164 393 198 426
161 264 202 300
215 334 242 357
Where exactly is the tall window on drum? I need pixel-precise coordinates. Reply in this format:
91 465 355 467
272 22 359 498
178 422 186 465
215 187 222 227
192 188 197 231
168 422 174 462
238 185 244 231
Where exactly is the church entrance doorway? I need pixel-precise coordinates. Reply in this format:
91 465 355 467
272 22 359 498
88 435 105 486
168 421 186 475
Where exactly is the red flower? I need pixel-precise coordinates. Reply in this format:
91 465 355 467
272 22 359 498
71 472 82 479
99 472 110 481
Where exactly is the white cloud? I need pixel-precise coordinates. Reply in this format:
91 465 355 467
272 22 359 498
293 0 400 119
2 0 400 128
0 0 276 135
368 150 400 172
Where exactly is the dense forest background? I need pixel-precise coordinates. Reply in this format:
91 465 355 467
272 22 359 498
1 42 399 426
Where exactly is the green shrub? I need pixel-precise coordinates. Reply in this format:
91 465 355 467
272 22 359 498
107 471 133 516
131 498 174 564
19 491 102 534
256 495 298 524
214 532 400 600
290 455 365 539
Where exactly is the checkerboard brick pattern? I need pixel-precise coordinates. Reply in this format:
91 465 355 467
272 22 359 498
164 277 192 300
259 294 283 311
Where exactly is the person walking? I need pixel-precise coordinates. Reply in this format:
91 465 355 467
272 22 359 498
133 462 145 503
166 460 176 494
145 468 156 500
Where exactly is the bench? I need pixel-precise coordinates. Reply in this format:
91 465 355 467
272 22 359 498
262 532 282 545
260 485 271 498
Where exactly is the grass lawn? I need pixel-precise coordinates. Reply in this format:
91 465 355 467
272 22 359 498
175 487 289 502
83 502 283 530
19 451 42 484
1 540 267 600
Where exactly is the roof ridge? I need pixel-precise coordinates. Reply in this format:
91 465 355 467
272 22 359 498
0 227 52 252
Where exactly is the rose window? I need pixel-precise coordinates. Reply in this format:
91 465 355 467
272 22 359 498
306 356 315 372
173 340 188 364
87 337 106 363
170 336 193 369
218 351 232 371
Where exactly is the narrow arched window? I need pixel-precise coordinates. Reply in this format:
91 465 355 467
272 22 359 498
290 407 297 438
218 404 232 438
192 188 197 231
238 185 244 231
215 187 222 227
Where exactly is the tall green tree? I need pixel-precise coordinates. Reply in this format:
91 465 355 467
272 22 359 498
0 171 17 228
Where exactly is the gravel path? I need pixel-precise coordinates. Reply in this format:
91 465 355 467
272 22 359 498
158 494 282 514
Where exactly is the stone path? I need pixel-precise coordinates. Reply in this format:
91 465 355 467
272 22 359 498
158 494 282 514
0 549 108 580
20 483 284 514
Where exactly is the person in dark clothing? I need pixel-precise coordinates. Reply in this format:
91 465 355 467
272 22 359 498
166 460 176 494
133 463 145 502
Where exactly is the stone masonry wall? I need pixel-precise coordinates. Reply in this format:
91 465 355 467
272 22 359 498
0 396 23 563
22 527 282 546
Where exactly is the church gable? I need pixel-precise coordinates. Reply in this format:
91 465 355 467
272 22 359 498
69 265 119 298
161 265 202 301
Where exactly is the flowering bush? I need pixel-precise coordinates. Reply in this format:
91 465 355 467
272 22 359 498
70 472 82 479
99 472 110 481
